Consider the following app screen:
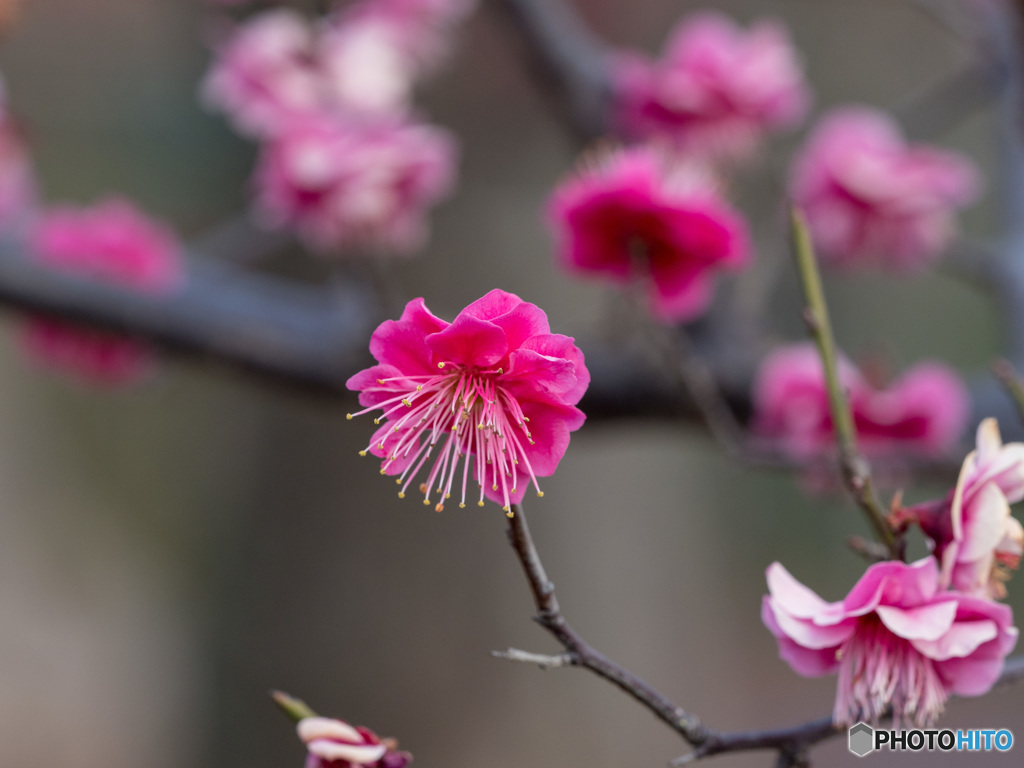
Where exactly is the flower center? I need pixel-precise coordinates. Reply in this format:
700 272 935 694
833 614 948 729
349 363 542 514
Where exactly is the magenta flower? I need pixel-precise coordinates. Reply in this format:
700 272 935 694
612 12 809 160
200 9 322 139
548 146 750 322
752 343 968 460
298 717 411 768
31 199 183 292
24 199 184 385
791 108 979 271
346 290 589 512
763 558 1018 727
253 113 455 254
898 419 1024 599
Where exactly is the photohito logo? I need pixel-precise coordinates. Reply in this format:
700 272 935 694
847 722 1014 757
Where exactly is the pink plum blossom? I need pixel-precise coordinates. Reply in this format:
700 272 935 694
548 146 750 322
298 717 411 768
0 91 36 230
612 12 810 160
790 108 979 271
200 8 322 138
252 113 455 254
898 419 1024 599
752 343 968 460
23 199 184 386
763 557 1018 727
346 290 589 512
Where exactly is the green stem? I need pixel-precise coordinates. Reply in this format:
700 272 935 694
789 208 899 559
272 690 317 723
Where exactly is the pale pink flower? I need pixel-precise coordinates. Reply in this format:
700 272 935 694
24 199 184 385
763 557 1018 727
791 108 979 271
899 419 1024 598
298 717 411 768
612 12 809 160
201 8 321 138
319 0 474 115
0 109 36 230
252 113 455 254
548 146 750 322
752 343 968 460
346 290 589 512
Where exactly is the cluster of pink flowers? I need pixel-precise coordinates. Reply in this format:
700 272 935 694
547 146 750 322
23 199 184 385
790 108 979 271
346 289 589 513
752 343 969 460
612 12 810 161
201 0 469 254
764 418 1022 727
298 716 411 768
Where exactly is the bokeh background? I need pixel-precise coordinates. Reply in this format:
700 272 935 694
0 1 1019 766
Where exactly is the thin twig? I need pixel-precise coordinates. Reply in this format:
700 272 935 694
505 503 713 746
993 359 1024 424
789 208 900 560
491 648 578 668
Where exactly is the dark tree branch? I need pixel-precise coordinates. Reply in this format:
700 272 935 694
504 504 713 746
492 0 612 143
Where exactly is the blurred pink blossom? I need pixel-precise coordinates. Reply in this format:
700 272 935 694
763 557 1018 727
612 12 809 160
346 289 589 512
548 146 750 322
898 419 1024 599
252 114 455 254
791 108 979 271
23 199 184 386
298 717 411 768
201 8 322 138
752 343 968 459
0 77 37 229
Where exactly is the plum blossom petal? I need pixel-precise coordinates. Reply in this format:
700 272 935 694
548 146 751 323
347 291 588 512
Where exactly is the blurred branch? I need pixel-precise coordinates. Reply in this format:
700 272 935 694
790 209 900 559
492 0 612 143
491 648 576 668
993 358 1024 423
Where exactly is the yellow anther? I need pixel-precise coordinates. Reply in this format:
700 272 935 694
505 508 514 518
377 379 385 385
396 478 402 484
510 488 516 494
373 418 381 424
423 499 431 506
358 450 367 456
492 484 498 491
536 491 544 498
346 413 354 420
445 493 451 499
435 503 444 513
459 503 466 509
416 385 423 391
478 501 485 507
438 362 446 368
380 468 387 475
402 399 411 407
398 492 406 499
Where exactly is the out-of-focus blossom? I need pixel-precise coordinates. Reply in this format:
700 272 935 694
0 78 37 229
898 419 1024 599
752 343 968 460
548 146 750 322
790 108 979 271
298 717 412 768
346 290 589 512
612 12 809 160
201 8 321 138
763 558 1018 727
23 199 184 386
252 114 455 254
31 199 183 292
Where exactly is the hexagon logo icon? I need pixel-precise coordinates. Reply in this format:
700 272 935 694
848 722 874 757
